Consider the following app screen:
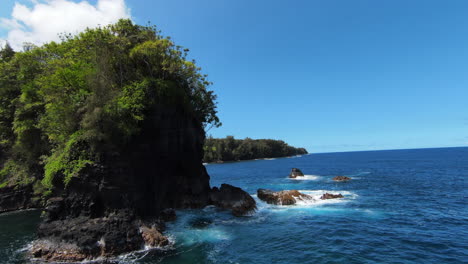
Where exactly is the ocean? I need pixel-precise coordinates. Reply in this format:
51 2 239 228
1 147 467 263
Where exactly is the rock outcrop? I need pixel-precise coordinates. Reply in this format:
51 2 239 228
0 184 41 213
288 168 304 178
257 189 311 205
30 106 255 262
140 225 169 248
333 176 351 181
210 184 257 216
320 193 344 199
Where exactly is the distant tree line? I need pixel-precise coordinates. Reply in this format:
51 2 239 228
203 136 308 163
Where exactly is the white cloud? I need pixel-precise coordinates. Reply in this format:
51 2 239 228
0 0 131 50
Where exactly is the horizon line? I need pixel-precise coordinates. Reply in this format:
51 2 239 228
310 145 468 155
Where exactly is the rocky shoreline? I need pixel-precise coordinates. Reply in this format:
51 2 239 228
0 164 347 263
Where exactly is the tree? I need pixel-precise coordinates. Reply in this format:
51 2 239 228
0 42 15 62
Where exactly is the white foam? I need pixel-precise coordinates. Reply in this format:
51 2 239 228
254 190 358 211
289 174 321 181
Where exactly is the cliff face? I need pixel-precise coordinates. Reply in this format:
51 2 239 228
46 106 211 221
0 184 40 213
33 106 214 261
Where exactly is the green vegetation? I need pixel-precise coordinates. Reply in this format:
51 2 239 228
0 19 220 193
203 136 308 163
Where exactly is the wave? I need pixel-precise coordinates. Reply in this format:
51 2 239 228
253 190 358 211
348 171 370 177
289 174 321 181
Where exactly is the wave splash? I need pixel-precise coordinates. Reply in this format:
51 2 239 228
289 174 321 181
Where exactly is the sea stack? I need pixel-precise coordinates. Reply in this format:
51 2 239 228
289 168 305 178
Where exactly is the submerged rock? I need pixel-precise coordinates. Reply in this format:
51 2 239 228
333 176 351 181
289 168 304 178
257 189 311 205
210 184 257 216
189 217 213 229
320 193 344 199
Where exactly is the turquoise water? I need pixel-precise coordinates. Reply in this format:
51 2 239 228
1 147 467 263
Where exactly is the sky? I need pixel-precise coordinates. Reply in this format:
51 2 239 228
0 0 467 153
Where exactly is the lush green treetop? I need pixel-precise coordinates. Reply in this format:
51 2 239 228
0 19 220 192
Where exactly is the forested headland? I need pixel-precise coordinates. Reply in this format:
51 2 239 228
0 19 220 195
203 136 308 163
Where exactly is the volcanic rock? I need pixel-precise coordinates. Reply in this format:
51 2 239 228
289 168 304 178
257 189 311 205
333 176 351 181
320 193 344 199
210 184 257 216
140 225 169 248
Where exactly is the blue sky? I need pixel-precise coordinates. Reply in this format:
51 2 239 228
1 0 468 153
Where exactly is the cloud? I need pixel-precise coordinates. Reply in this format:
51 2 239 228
0 0 131 50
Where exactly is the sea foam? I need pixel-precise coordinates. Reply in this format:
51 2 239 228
289 174 321 181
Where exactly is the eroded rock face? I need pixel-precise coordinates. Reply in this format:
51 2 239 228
0 184 41 213
289 168 304 178
333 176 351 182
320 193 344 199
210 184 257 216
257 189 311 205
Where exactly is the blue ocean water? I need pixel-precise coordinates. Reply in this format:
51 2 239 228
1 147 467 263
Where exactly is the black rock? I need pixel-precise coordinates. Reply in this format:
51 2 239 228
210 184 257 216
288 168 304 178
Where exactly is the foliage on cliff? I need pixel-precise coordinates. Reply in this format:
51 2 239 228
203 136 308 163
0 19 220 192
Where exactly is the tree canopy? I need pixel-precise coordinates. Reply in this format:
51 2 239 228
0 20 220 192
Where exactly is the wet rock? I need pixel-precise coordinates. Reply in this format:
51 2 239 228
210 184 257 216
333 176 351 181
35 210 144 261
289 168 304 178
140 226 169 248
30 240 88 262
320 193 344 199
257 189 311 205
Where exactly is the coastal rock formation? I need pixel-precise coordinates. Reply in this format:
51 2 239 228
320 193 344 199
140 225 169 248
0 20 258 262
30 107 256 262
257 189 311 205
31 240 88 262
0 184 40 213
210 184 257 216
289 168 305 178
333 176 351 181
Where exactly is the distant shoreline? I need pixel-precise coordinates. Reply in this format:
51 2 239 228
203 154 307 165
